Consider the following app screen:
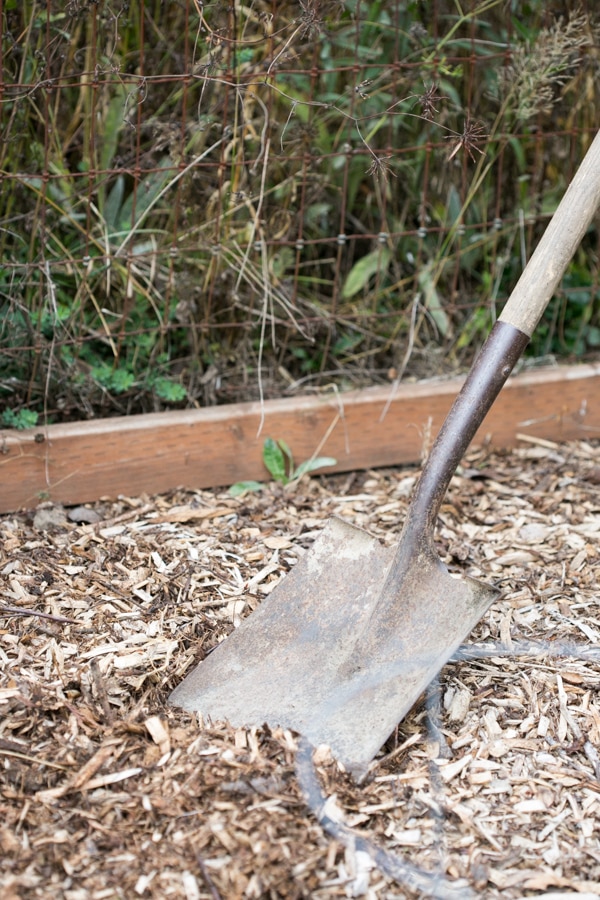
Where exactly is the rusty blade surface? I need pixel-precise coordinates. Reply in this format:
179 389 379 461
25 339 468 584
169 517 498 778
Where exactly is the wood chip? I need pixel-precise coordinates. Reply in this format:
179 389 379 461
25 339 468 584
2 439 600 897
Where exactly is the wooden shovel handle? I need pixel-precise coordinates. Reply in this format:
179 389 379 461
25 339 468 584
500 130 600 336
396 132 600 549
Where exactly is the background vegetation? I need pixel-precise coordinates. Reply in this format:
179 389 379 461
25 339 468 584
1 0 599 428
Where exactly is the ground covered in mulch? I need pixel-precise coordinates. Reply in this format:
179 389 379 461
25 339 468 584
2 438 600 899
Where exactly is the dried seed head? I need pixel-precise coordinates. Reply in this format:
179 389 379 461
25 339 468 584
355 80 373 100
298 0 324 39
365 154 396 180
446 117 487 163
497 9 591 121
298 0 343 40
409 22 428 45
419 83 444 120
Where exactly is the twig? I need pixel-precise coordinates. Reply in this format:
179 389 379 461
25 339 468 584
0 748 71 770
0 605 79 625
380 292 421 422
583 742 600 782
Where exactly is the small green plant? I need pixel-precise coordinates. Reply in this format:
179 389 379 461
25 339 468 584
1 408 39 430
262 437 337 484
149 377 188 404
230 437 336 496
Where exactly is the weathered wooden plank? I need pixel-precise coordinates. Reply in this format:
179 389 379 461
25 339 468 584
1 364 599 513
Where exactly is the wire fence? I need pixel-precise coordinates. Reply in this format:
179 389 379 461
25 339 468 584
1 0 599 424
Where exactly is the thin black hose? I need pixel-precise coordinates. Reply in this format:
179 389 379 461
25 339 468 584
295 736 476 900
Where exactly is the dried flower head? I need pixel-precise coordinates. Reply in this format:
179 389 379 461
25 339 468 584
298 0 324 39
355 79 373 100
446 117 487 163
297 0 343 40
497 9 591 121
409 22 428 45
366 154 396 180
419 82 444 120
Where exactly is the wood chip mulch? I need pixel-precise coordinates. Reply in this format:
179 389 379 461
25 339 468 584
2 436 600 899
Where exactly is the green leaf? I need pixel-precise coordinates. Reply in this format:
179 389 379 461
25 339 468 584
363 115 388 146
263 437 288 483
341 247 391 299
111 368 135 393
507 135 527 173
270 247 294 279
152 377 187 403
446 184 462 226
1 408 39 430
100 91 128 178
277 438 294 475
229 481 264 496
333 332 362 356
586 326 600 347
293 456 337 479
92 364 134 394
118 158 173 232
104 175 125 232
417 263 451 337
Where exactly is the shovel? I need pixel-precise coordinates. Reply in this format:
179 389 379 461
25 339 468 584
170 132 600 778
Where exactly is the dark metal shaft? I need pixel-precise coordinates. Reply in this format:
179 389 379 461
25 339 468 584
400 319 530 551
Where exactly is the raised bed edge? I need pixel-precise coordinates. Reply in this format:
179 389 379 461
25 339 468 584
1 362 599 513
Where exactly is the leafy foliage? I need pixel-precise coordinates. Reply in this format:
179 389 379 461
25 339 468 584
1 408 39 430
0 0 598 428
262 437 336 484
230 437 336 494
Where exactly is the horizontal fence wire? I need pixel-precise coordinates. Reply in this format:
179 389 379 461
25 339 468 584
0 0 599 422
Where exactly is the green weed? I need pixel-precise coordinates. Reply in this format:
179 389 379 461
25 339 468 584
1 408 39 430
230 437 336 495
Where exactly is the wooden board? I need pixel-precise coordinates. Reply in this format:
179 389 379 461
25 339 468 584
1 363 599 513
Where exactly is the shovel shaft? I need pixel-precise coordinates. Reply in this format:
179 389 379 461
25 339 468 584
399 129 600 554
500 130 600 336
398 320 529 552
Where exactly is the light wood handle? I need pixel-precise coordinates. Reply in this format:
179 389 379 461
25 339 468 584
500 130 600 336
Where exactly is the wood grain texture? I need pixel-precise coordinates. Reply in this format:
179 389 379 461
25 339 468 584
1 363 599 513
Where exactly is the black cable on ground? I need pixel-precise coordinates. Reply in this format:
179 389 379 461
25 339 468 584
295 736 476 900
295 639 600 898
